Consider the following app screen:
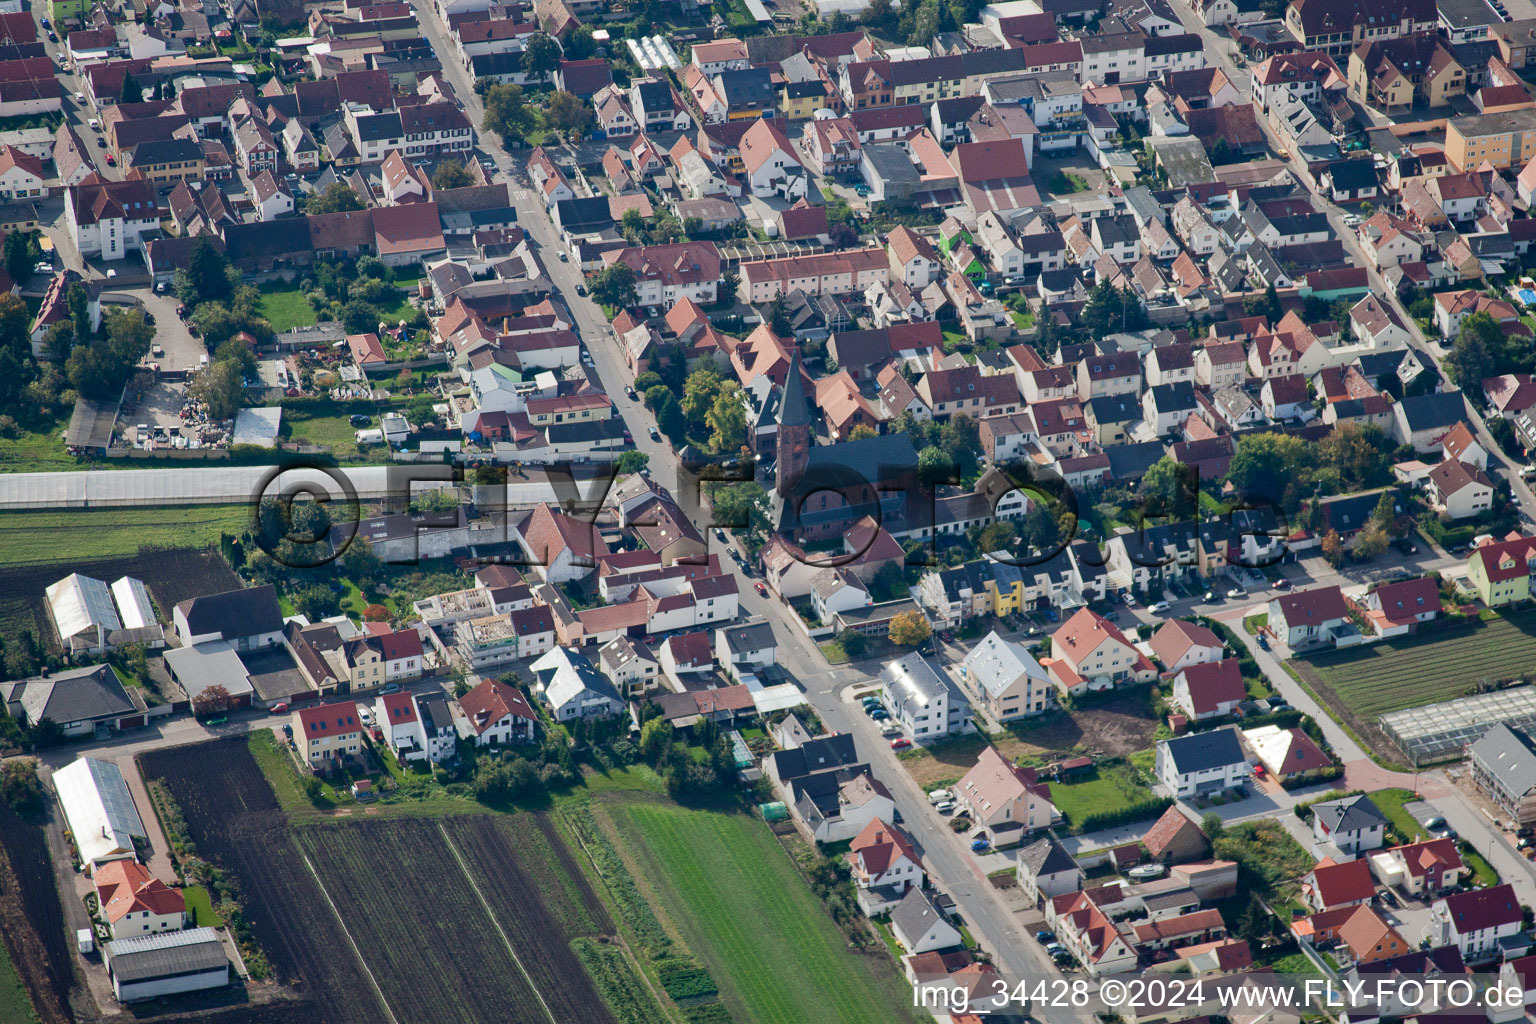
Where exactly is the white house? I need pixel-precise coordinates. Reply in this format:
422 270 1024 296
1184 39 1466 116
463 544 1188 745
375 690 427 762
847 817 925 912
810 567 871 624
1046 608 1157 695
954 745 1059 845
1016 836 1085 905
889 887 964 954
880 652 973 741
66 176 162 261
1170 658 1246 721
1155 728 1250 799
451 677 537 747
1266 585 1349 649
739 117 806 200
1148 619 1224 674
1310 794 1389 856
1428 885 1524 961
532 646 625 720
715 620 778 682
416 694 458 764
94 860 184 939
173 585 284 651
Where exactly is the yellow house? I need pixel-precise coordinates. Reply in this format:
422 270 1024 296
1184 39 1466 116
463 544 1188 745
779 81 825 121
1446 107 1536 171
987 574 1024 617
1348 36 1464 114
1467 536 1536 606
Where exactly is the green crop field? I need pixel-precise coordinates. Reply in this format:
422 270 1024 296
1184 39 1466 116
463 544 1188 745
606 798 922 1024
0 940 38 1024
1292 609 1536 758
0 506 251 565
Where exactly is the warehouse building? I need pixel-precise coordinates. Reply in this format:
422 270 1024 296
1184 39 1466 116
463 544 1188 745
103 927 229 1002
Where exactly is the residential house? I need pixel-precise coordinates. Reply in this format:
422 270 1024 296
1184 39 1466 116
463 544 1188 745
1427 884 1523 960
1356 576 1442 636
1148 619 1224 674
1017 836 1085 905
1469 723 1536 825
890 887 963 954
294 701 364 771
1311 794 1389 856
1467 533 1536 606
1143 804 1212 863
375 690 427 762
1046 608 1156 696
451 676 536 747
1155 728 1250 798
1370 838 1465 895
879 651 972 741
94 860 184 940
1266 585 1350 649
954 745 1059 846
847 818 924 912
960 630 1051 722
531 646 624 720
1171 658 1246 721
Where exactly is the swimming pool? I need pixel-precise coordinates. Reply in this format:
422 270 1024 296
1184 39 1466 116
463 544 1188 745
1519 288 1536 306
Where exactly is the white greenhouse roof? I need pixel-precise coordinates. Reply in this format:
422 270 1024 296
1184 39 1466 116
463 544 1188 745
53 757 146 866
110 577 156 631
46 573 121 641
231 407 282 448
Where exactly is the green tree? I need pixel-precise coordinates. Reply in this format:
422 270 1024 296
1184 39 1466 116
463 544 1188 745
1320 528 1344 566
836 629 868 659
616 450 650 475
104 307 153 368
639 716 672 761
0 291 32 359
67 281 91 341
563 24 596 59
0 760 44 816
706 382 747 453
1226 432 1313 509
544 90 594 141
431 159 473 190
338 535 381 582
340 298 382 334
482 83 537 143
522 32 561 78
1446 313 1497 387
66 343 120 401
589 261 638 309
1080 282 1149 334
682 363 724 426
1141 456 1198 519
708 480 770 535
178 235 235 308
1243 282 1283 323
306 182 366 215
214 336 258 381
1201 812 1225 839
917 445 955 487
189 360 246 419
120 70 142 104
3 230 30 284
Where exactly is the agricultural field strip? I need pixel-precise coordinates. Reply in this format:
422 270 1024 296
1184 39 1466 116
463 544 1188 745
435 821 558 1024
299 851 402 1024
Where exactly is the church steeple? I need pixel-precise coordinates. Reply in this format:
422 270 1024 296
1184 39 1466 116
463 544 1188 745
775 348 811 498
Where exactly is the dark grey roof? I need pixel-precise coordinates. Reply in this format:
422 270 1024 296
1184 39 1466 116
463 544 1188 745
769 733 858 781
889 886 952 946
778 348 810 429
1312 793 1389 835
106 927 227 984
352 110 403 142
175 584 284 641
1147 381 1197 414
1087 391 1141 425
129 137 204 166
1105 439 1166 480
418 694 452 737
1018 836 1078 878
1397 390 1466 432
719 619 777 654
633 78 672 112
1161 727 1245 774
2 664 133 726
716 67 775 108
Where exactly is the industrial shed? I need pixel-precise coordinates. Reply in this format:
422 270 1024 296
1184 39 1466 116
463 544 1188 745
103 927 229 1002
1380 686 1536 765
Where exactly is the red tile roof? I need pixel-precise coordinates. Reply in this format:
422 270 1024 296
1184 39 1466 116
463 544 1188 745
1177 658 1246 715
297 700 362 736
457 677 536 733
1309 857 1375 909
94 860 184 923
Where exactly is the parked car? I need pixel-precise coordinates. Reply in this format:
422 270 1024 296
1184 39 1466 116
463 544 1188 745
1149 600 1170 613
269 702 289 713
890 737 912 750
1257 634 1271 650
935 801 956 815
1226 587 1245 598
970 838 990 852
648 427 661 441
1036 930 1055 942
576 284 587 296
624 385 638 400
1204 591 1216 602
869 708 889 721
379 683 402 695
753 581 768 597
879 723 900 737
1273 578 1292 590
928 789 952 804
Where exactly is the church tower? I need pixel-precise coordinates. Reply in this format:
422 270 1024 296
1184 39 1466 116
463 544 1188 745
775 348 811 499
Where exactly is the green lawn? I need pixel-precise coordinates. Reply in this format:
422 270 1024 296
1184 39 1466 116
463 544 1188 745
0 506 252 565
374 290 415 324
256 284 319 332
1368 788 1427 844
1263 952 1320 976
1296 609 1536 722
284 410 368 458
1047 761 1157 829
1462 846 1500 887
0 939 37 1024
1010 310 1035 330
182 884 223 928
606 798 922 1024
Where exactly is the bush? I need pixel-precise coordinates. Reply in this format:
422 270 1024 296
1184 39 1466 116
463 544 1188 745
1281 765 1343 790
